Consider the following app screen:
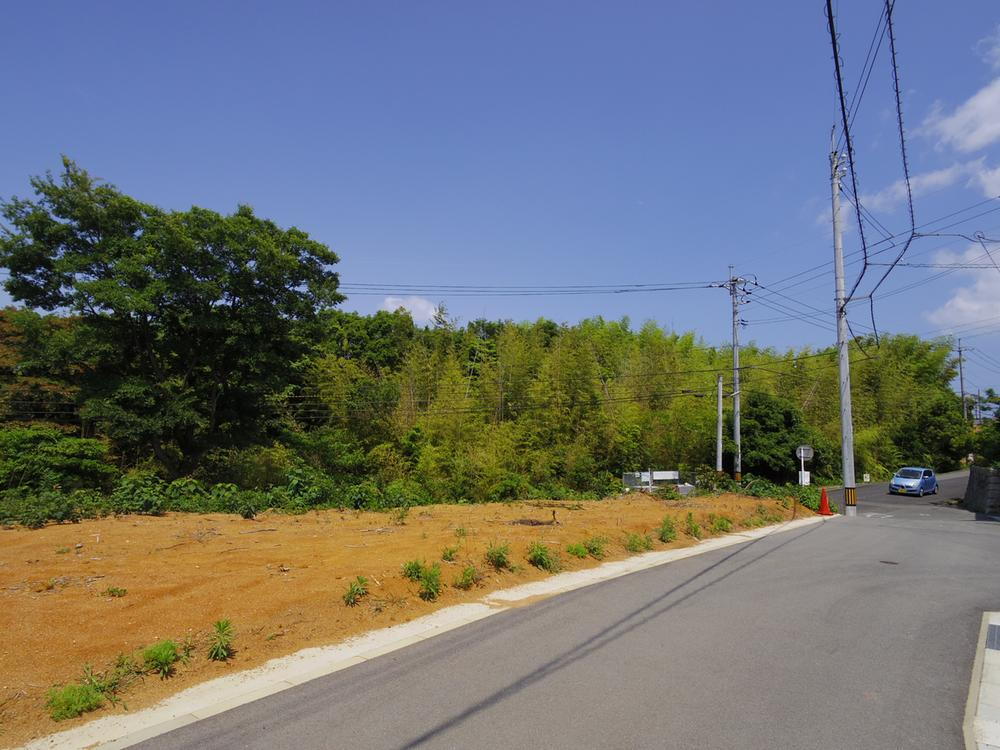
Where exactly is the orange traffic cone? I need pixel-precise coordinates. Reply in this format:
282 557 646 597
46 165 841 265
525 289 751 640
818 487 834 516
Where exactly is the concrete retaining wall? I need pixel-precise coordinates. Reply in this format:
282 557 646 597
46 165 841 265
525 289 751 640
964 466 1000 515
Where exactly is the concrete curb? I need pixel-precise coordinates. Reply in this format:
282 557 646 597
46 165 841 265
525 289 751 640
21 514 834 750
967 611 1000 750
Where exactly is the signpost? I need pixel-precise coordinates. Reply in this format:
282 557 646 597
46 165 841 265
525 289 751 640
796 445 814 486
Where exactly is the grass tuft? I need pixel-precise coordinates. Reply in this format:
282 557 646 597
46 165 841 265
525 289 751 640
685 512 702 539
101 586 127 598
658 516 677 543
624 532 654 553
418 564 442 601
526 541 561 572
343 575 369 606
485 541 512 571
583 536 607 559
46 683 104 721
401 559 424 581
142 640 180 679
207 619 235 661
453 564 483 590
441 545 459 562
565 542 588 558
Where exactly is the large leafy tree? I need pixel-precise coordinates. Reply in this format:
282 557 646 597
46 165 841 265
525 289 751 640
0 159 342 472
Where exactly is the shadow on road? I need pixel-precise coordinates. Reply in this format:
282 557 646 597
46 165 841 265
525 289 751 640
399 521 823 749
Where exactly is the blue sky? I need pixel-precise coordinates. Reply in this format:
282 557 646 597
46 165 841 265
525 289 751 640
2 1 1000 395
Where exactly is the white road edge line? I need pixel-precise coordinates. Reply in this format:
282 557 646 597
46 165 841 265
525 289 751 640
20 514 835 750
966 611 1000 750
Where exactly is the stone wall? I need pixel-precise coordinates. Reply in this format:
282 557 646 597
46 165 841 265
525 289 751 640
964 466 1000 515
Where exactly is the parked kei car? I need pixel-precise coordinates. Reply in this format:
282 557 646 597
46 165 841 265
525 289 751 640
889 467 938 496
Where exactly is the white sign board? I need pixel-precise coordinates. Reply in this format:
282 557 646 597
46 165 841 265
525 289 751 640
798 470 811 486
795 445 814 460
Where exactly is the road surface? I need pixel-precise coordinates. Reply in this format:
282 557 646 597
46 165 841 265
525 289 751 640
139 472 1000 749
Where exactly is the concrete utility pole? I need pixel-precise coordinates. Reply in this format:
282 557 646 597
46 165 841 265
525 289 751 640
958 339 968 421
728 265 744 482
831 134 857 517
716 374 724 472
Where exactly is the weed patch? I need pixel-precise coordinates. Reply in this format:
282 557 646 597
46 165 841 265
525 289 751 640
343 576 369 607
418 564 442 601
565 542 588 558
453 564 483 590
584 536 607 559
658 516 677 543
485 541 512 571
401 559 424 581
624 532 653 553
207 619 234 661
709 514 733 534
46 683 104 721
441 545 458 562
142 640 180 679
526 541 561 572
101 586 127 598
684 512 702 539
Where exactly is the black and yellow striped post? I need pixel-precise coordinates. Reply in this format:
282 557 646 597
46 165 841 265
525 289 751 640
844 486 857 511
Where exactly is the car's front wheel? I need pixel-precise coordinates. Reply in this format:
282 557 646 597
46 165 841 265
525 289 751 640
918 487 924 497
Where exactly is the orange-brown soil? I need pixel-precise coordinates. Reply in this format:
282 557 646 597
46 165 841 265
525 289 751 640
0 493 807 746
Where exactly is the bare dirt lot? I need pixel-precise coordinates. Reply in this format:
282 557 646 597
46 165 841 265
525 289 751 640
0 493 808 747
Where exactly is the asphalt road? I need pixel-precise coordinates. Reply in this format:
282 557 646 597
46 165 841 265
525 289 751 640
139 472 1000 750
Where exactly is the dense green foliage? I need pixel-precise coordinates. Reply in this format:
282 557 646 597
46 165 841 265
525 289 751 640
0 161 983 526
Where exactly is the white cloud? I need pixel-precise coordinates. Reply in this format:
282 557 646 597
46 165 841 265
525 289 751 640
380 295 437 324
976 24 1000 70
926 245 1000 329
973 162 1000 196
921 78 1000 152
863 161 983 212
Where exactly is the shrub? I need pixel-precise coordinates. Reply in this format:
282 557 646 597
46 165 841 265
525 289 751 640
710 515 733 534
485 541 512 571
653 485 681 501
583 536 607 559
343 576 369 606
143 640 180 678
418 564 442 601
453 564 483 590
441 545 458 562
46 683 104 721
110 473 166 516
693 466 739 496
207 619 235 661
685 512 702 539
401 559 424 581
624 532 653 553
566 542 588 558
658 516 677 543
526 541 561 572
101 586 127 598
0 427 118 492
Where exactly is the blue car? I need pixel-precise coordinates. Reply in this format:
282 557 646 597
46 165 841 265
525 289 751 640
889 467 938 496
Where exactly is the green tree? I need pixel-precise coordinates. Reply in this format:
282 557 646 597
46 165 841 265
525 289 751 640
0 159 342 472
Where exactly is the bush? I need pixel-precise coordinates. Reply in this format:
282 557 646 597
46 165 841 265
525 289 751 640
441 545 458 562
709 514 733 534
207 619 235 661
46 683 104 721
418 564 442 601
485 541 512 571
454 564 483 590
110 473 167 516
693 466 739 495
685 512 702 539
526 541 561 573
401 560 424 581
0 427 118 492
583 536 607 559
343 576 369 606
624 532 653 553
142 640 180 678
566 542 588 558
658 516 677 543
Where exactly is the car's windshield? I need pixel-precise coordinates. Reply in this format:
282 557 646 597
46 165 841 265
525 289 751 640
896 469 922 479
